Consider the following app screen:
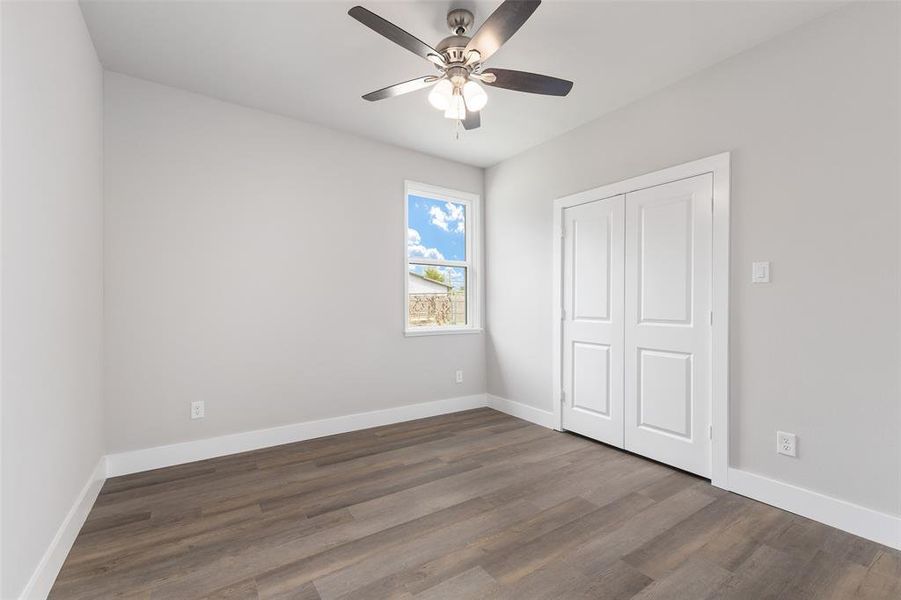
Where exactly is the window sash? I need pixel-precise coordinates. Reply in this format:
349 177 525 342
405 181 479 334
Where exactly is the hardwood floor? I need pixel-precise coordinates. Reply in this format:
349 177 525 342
51 408 900 599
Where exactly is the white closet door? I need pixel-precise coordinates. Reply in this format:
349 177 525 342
562 195 625 447
624 174 712 477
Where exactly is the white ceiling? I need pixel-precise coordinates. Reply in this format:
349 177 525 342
80 0 842 167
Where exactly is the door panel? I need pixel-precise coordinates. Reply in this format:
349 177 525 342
562 195 624 446
573 218 611 320
573 342 611 416
638 349 692 438
624 175 712 477
639 198 691 324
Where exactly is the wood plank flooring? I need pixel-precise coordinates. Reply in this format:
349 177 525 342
50 408 901 599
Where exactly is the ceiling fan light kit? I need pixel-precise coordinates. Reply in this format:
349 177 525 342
444 90 467 120
348 0 573 131
462 81 487 111
428 79 454 110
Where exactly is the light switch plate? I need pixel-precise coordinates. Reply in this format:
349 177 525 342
191 400 205 419
752 261 771 283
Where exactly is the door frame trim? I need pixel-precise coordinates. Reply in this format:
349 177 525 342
552 152 731 489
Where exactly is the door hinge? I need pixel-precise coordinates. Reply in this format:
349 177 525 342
561 308 566 320
560 391 566 404
709 310 713 326
711 197 714 213
708 425 713 440
561 225 566 239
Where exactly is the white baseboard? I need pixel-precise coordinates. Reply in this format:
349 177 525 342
486 394 556 429
484 395 901 550
483 396 900 550
727 468 901 550
19 457 107 600
106 394 488 477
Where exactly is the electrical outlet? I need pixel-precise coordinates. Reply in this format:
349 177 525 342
455 370 463 384
191 400 205 420
777 431 797 457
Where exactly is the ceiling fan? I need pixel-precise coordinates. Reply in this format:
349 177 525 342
348 0 573 130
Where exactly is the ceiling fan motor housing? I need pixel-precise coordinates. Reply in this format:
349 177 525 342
436 35 471 65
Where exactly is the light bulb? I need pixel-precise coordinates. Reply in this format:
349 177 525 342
462 80 487 111
428 80 453 110
444 92 466 120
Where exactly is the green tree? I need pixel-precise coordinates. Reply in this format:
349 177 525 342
423 267 446 283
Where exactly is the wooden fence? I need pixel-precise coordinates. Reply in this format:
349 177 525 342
408 292 466 326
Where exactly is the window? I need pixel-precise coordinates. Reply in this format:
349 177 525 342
405 181 480 335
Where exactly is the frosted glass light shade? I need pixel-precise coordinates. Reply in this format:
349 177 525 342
444 93 466 120
462 80 487 111
428 80 453 110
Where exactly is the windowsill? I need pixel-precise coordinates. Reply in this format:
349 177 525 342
404 327 484 337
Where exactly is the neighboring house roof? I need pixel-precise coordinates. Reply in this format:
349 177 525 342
408 271 452 289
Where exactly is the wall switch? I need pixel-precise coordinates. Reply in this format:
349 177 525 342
777 431 797 457
752 261 771 283
191 400 205 420
455 370 464 384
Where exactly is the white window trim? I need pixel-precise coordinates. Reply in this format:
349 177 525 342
404 180 482 336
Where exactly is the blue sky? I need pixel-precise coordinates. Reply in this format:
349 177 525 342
407 195 466 262
407 195 466 289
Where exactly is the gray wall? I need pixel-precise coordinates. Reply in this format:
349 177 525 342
103 73 485 453
1 2 105 596
485 3 900 516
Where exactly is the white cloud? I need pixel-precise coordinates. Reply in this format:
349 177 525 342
428 206 450 231
407 227 444 260
409 245 444 260
445 202 464 222
428 201 465 234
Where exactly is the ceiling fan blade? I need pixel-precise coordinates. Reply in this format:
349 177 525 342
461 91 481 130
482 68 573 96
362 76 439 101
465 0 541 64
349 6 445 66
462 108 481 130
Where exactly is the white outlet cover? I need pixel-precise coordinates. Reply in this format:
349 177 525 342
776 431 797 457
455 370 463 384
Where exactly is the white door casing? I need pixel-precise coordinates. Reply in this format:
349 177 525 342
624 174 713 477
561 195 625 446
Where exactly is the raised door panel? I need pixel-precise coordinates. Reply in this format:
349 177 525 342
638 349 692 439
572 217 611 321
573 342 611 417
639 197 692 324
